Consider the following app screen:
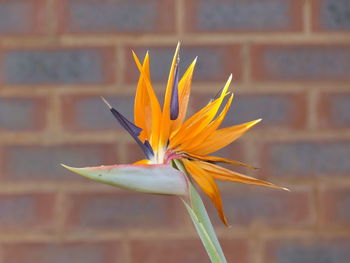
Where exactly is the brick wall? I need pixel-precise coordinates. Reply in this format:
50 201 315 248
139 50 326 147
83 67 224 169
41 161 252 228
0 0 349 262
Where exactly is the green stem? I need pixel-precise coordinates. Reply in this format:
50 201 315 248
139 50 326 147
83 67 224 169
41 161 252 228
173 160 227 263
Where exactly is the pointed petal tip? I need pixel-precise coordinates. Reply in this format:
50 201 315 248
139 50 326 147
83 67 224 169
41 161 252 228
61 163 83 176
250 118 262 127
60 163 71 169
101 96 112 109
61 163 80 172
283 187 291 192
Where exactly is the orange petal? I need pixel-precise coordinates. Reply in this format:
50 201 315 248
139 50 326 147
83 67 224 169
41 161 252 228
197 161 289 191
180 93 233 151
169 75 232 149
134 52 152 141
186 153 257 170
182 159 229 226
171 57 197 133
189 119 261 156
133 159 150 165
158 43 181 150
132 51 161 149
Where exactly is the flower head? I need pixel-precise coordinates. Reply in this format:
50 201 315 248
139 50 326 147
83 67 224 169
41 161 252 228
63 43 287 226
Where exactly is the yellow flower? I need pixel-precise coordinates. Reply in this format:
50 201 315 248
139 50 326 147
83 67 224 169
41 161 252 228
63 43 287 226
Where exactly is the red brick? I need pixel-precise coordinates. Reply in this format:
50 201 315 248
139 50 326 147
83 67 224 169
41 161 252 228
124 142 147 164
57 0 175 34
185 0 302 33
318 92 350 128
0 96 46 131
130 238 248 263
125 45 242 83
66 192 180 229
251 45 350 82
206 186 312 226
261 141 350 178
62 95 134 131
320 187 350 225
221 239 249 263
264 238 350 263
0 193 55 231
1 47 115 85
313 0 350 31
1 144 118 181
0 0 47 35
2 241 119 263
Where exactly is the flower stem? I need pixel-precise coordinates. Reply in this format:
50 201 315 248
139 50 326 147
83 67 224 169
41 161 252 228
173 160 228 263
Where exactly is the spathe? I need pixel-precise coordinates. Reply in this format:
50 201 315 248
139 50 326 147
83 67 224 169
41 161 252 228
61 163 189 196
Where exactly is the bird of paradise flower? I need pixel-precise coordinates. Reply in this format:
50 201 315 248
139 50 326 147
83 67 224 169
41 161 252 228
62 43 288 263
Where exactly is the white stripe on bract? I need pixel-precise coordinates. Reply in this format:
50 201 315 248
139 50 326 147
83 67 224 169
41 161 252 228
62 163 188 196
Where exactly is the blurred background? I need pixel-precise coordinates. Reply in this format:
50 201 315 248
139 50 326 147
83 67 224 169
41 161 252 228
0 0 349 262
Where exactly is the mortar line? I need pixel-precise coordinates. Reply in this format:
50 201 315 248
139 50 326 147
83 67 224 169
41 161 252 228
47 0 58 39
56 33 350 45
175 0 185 38
0 245 4 263
253 230 264 263
241 43 252 86
49 90 63 134
115 44 124 88
121 238 131 263
313 180 322 233
303 0 313 35
54 191 68 240
307 88 319 130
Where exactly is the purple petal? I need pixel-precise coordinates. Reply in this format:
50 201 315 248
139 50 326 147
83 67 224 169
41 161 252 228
111 108 142 136
143 140 154 158
170 65 179 120
109 107 153 159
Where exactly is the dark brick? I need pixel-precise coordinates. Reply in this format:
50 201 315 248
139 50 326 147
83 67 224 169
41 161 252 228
2 48 114 85
186 0 302 32
224 187 311 225
2 144 117 181
0 0 46 34
130 238 248 263
252 45 350 81
263 141 350 177
319 93 350 128
0 193 54 230
59 0 175 34
208 186 311 226
67 192 178 229
130 239 208 263
193 93 306 128
3 242 118 263
125 45 241 83
62 95 134 131
320 187 350 225
265 238 350 263
314 0 350 31
0 97 46 131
